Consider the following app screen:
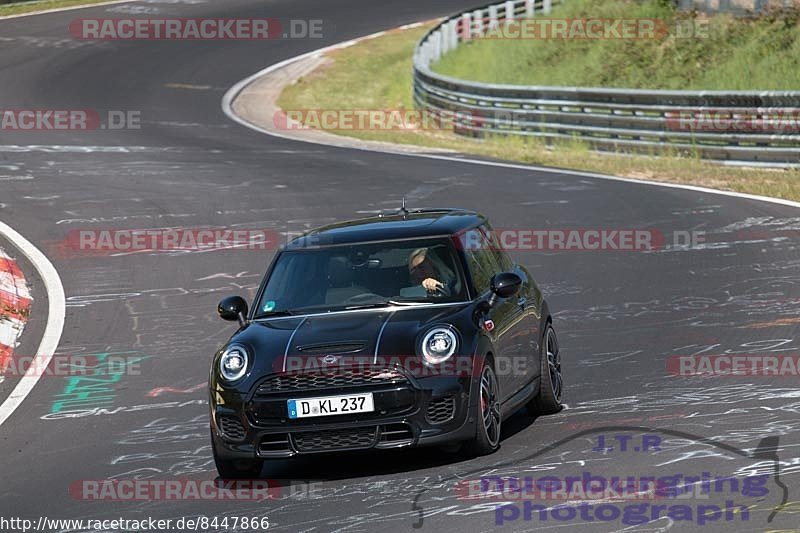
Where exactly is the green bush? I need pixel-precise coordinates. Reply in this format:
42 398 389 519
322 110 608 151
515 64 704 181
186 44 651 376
434 0 800 90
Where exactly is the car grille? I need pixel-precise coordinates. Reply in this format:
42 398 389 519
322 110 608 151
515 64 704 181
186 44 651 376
426 396 456 424
256 368 408 394
218 415 246 441
379 423 414 445
292 427 377 453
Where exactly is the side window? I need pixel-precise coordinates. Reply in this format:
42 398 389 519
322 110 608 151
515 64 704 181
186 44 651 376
480 224 514 271
464 229 501 295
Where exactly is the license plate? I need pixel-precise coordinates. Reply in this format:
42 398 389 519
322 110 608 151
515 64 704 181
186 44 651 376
288 393 374 419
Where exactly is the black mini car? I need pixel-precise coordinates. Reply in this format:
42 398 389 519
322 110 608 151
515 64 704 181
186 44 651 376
210 209 562 478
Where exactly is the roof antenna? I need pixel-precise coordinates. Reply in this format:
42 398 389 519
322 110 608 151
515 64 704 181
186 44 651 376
399 197 409 217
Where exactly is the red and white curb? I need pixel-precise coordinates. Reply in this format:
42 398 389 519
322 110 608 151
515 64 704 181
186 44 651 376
0 248 32 385
0 219 64 428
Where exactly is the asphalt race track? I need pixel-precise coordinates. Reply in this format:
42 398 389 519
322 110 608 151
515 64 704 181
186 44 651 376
1 1 800 531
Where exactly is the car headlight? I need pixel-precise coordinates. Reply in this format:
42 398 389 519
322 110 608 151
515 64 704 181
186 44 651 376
219 344 249 382
420 327 458 365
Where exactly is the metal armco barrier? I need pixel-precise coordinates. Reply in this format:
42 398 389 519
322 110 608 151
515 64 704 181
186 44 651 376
412 0 800 166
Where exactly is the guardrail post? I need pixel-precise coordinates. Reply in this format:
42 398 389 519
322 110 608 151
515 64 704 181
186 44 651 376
526 0 536 17
473 9 485 36
460 13 472 40
505 1 515 20
543 0 552 14
449 20 459 49
441 21 456 53
488 5 499 28
432 30 442 61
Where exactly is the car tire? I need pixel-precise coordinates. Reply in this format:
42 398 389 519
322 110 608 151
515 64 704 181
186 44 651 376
462 359 502 456
212 431 264 479
527 322 563 416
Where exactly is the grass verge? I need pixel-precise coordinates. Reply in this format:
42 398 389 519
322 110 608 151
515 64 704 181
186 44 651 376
0 0 118 17
435 0 800 90
277 22 800 202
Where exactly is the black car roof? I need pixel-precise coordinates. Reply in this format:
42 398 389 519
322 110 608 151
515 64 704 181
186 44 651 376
286 209 487 249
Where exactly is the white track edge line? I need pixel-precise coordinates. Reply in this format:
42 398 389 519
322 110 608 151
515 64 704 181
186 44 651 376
0 220 65 427
221 26 800 212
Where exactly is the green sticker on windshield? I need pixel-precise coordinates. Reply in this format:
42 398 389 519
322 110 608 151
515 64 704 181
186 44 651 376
262 300 276 312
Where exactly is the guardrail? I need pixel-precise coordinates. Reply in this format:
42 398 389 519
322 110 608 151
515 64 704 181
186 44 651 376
412 0 800 166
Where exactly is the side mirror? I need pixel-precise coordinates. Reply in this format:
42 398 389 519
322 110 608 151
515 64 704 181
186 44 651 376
218 296 248 326
487 272 522 307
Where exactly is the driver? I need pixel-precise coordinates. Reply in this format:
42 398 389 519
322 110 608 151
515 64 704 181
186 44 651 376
408 247 455 295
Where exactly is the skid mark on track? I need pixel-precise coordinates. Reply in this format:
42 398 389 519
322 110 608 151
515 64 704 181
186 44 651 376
147 382 205 397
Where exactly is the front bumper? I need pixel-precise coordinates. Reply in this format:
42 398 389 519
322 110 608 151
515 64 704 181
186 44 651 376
210 367 478 459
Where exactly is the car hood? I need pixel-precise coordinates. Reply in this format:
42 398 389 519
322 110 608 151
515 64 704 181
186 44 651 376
228 303 475 378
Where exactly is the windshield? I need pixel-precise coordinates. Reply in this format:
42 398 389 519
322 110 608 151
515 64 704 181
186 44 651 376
254 238 467 317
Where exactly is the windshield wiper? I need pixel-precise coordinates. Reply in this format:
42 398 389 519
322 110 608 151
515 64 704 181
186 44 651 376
343 300 430 310
387 300 430 306
342 302 391 310
257 301 432 316
255 310 294 318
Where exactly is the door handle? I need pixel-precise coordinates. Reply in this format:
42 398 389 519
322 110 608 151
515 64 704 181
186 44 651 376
517 297 527 309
